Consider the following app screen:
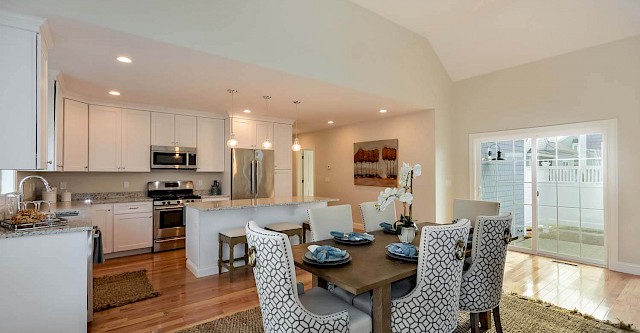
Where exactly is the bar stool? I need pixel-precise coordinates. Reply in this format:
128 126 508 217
218 227 249 282
302 220 311 243
265 222 304 244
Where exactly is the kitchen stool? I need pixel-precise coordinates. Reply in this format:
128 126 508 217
302 220 311 243
265 222 304 245
218 227 249 283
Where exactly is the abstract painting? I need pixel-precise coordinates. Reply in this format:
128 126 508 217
354 139 398 187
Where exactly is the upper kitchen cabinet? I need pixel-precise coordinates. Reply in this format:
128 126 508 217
63 99 89 172
151 113 196 147
197 117 225 172
232 118 274 150
273 123 293 170
0 15 51 170
121 109 151 172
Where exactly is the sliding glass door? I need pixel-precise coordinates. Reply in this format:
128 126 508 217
472 125 608 266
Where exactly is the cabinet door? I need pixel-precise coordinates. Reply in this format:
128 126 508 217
91 204 113 254
273 123 293 170
175 115 197 147
151 112 175 146
121 109 151 172
197 117 225 172
89 105 121 172
36 35 48 170
232 118 256 149
255 121 274 150
274 169 293 198
113 213 153 252
63 99 89 172
0 25 38 169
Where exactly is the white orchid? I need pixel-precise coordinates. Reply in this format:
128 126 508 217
398 191 413 204
376 162 421 212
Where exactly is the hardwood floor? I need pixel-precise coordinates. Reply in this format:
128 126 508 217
90 249 640 333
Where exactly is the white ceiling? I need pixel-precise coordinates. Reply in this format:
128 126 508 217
350 0 640 81
45 19 418 133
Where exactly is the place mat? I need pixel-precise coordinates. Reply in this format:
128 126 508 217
93 270 159 312
385 249 419 263
303 252 352 266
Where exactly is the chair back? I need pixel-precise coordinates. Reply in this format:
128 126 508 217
391 219 471 333
359 201 396 232
246 221 350 332
308 205 353 241
453 199 500 228
459 214 513 313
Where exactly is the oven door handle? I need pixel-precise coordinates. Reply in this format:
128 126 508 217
154 206 183 212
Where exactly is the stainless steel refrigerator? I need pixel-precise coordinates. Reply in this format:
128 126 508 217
231 148 275 199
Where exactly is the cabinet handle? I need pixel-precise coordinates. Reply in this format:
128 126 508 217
47 161 52 164
129 207 139 210
56 164 63 168
84 166 89 169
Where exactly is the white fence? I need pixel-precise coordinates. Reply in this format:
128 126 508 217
535 166 602 183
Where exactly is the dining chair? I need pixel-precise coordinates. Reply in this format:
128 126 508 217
245 221 372 333
359 201 396 233
352 220 471 333
453 199 500 228
308 204 354 241
459 214 513 333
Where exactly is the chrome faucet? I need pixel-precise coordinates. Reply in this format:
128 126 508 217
16 175 52 211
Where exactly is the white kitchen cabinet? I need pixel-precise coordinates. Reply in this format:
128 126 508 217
274 123 293 170
44 75 64 171
63 99 89 172
175 115 197 147
255 121 274 150
232 118 257 149
274 169 293 197
113 212 153 252
121 109 151 172
0 21 49 170
91 204 113 254
151 112 175 146
151 113 196 147
89 105 121 172
197 117 225 172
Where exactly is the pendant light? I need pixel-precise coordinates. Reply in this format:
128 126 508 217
261 95 273 149
226 89 238 148
292 101 301 152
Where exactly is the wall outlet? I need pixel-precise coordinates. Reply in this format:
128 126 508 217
123 181 129 189
59 182 67 190
325 177 330 183
198 180 203 186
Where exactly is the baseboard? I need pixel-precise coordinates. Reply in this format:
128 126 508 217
186 259 217 278
610 261 640 275
104 247 152 259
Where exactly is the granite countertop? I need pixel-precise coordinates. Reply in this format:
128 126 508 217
0 216 92 239
186 196 339 212
89 197 154 204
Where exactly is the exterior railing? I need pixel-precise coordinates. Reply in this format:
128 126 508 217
535 166 602 183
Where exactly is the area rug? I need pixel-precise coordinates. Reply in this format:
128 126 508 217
93 270 159 312
174 293 636 333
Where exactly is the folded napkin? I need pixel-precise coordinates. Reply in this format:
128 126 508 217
388 243 418 258
379 222 396 231
330 231 374 241
308 245 347 263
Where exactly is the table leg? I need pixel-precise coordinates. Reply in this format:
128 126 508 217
479 310 492 330
312 275 327 289
372 284 392 333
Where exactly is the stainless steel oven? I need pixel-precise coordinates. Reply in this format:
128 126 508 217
151 145 197 170
153 204 186 252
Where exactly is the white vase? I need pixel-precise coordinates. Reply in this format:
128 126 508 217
398 226 417 244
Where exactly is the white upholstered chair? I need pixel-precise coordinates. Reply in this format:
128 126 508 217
459 214 513 333
359 201 396 233
245 221 372 333
452 199 500 228
352 220 471 333
307 205 354 241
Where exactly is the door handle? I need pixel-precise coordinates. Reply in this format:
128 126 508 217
250 160 255 195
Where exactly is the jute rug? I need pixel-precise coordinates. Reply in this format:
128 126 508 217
175 293 636 333
93 270 159 312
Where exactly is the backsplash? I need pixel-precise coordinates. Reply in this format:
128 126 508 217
0 194 6 219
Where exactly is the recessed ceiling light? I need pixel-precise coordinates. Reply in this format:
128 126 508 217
109 91 121 96
327 121 334 124
379 109 387 113
243 109 251 113
116 56 132 63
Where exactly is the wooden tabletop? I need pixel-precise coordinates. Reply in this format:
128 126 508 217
291 222 438 295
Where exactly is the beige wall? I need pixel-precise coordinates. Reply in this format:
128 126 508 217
17 170 223 198
452 35 640 267
296 110 437 227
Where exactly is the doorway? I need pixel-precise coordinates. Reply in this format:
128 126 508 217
296 149 315 196
470 120 616 267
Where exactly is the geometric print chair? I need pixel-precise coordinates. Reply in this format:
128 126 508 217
459 214 513 333
245 221 372 333
352 219 471 332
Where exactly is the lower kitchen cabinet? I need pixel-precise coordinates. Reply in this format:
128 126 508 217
113 212 153 252
91 204 113 254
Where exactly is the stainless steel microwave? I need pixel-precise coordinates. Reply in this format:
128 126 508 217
150 146 197 170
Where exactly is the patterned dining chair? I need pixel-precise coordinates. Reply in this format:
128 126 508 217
459 214 513 333
245 221 372 333
352 220 471 333
359 201 396 233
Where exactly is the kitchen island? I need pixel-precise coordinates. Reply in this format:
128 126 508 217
0 203 93 333
185 196 338 278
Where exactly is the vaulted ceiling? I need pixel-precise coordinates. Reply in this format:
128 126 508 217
350 0 640 81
